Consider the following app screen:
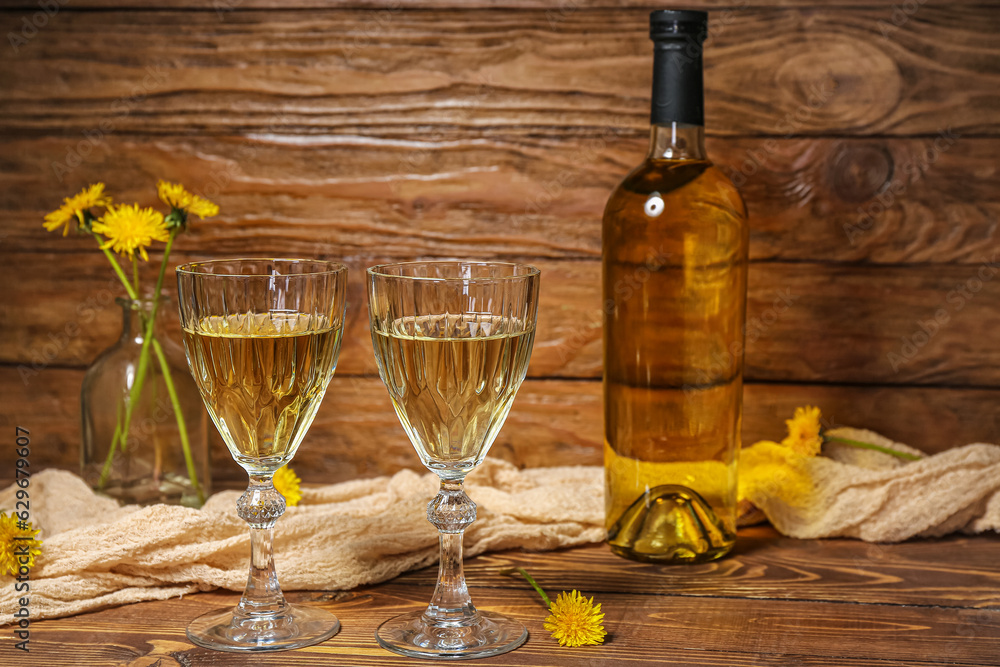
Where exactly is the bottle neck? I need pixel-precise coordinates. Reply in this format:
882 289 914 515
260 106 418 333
119 297 163 345
648 122 706 161
649 29 705 161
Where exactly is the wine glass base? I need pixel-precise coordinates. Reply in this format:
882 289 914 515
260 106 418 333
376 610 528 660
186 604 340 652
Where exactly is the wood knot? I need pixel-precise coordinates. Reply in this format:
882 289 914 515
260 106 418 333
772 36 901 132
126 640 194 667
829 143 894 203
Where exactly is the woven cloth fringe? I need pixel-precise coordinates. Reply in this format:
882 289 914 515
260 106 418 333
0 460 604 623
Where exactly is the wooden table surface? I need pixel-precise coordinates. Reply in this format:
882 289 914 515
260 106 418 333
19 527 1000 666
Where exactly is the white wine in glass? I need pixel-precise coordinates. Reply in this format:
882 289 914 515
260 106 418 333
184 313 342 466
368 261 540 660
371 313 534 472
177 259 347 652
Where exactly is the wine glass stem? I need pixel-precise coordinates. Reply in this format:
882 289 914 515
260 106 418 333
424 479 478 625
236 474 288 619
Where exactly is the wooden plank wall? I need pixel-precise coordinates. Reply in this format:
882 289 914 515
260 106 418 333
1 1 998 487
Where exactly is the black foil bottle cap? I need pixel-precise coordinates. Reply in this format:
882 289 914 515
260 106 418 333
650 9 708 39
649 10 707 126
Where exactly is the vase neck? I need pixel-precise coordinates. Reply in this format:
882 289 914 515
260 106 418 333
118 298 165 344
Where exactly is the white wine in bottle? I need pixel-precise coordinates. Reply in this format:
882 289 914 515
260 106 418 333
602 10 749 563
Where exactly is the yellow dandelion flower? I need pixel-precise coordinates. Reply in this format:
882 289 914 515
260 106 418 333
92 204 169 261
43 183 112 235
781 405 823 457
0 512 42 576
157 180 219 220
738 440 815 507
544 590 607 647
273 465 302 507
43 205 77 236
739 405 920 520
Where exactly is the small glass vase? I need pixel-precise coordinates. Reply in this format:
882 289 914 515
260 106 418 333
81 297 209 507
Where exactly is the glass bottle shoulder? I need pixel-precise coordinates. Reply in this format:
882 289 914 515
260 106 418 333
602 158 748 266
606 158 746 217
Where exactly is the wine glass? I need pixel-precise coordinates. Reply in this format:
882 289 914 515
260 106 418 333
176 258 348 652
367 260 540 660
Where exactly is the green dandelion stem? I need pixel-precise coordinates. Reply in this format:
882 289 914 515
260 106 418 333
131 254 140 295
153 229 176 302
152 337 203 505
97 400 124 491
116 228 178 454
500 566 552 607
824 435 921 461
118 332 152 453
93 233 138 301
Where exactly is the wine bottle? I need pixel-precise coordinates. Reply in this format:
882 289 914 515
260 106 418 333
602 9 749 563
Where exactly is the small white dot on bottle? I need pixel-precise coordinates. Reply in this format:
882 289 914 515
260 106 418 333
644 193 664 217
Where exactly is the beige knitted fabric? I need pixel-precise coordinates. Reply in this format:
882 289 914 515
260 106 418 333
4 428 1000 623
0 460 604 623
745 427 1000 542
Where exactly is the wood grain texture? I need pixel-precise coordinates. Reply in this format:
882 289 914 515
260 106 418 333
2 7 998 136
5 252 999 385
1 0 997 494
18 535 1000 665
403 538 1000 608
1 135 996 264
4 366 998 485
6 0 996 9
